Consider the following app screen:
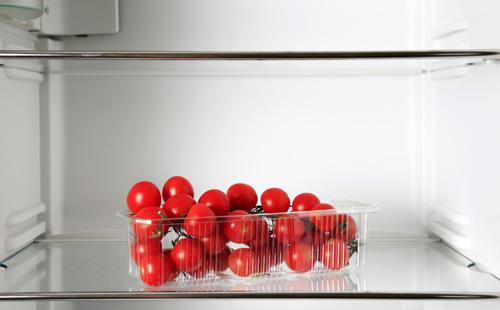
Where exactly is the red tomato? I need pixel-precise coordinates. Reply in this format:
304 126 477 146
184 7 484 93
248 217 269 248
223 210 256 244
162 194 195 219
130 238 162 265
264 238 285 263
309 203 336 233
252 238 284 273
199 231 226 255
170 238 204 272
274 214 306 245
190 248 230 278
261 188 290 213
292 193 320 212
319 239 350 270
189 263 211 278
303 229 333 247
333 214 358 242
227 183 258 211
162 176 194 201
183 203 217 238
198 189 230 216
139 253 178 286
228 248 256 277
303 230 333 260
127 181 162 214
211 247 230 273
284 241 315 273
133 207 169 241
130 240 139 264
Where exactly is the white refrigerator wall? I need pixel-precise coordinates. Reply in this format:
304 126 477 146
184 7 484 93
0 21 45 262
429 0 500 276
432 66 500 276
36 0 500 275
41 0 427 236
44 74 423 234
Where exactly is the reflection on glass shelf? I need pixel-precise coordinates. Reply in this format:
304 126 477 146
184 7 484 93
0 240 498 295
135 271 362 293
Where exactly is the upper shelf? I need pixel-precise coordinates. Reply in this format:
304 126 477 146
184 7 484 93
0 49 500 60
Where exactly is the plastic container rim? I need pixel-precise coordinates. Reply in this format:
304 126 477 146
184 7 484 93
117 200 379 224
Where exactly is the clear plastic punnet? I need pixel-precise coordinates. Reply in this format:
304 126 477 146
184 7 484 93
118 201 378 287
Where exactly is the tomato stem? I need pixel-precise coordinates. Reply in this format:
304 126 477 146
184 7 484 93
347 238 358 258
170 224 194 246
249 205 264 214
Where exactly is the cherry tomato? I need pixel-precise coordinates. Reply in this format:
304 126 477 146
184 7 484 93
183 203 217 238
162 193 195 219
199 231 226 255
309 203 336 233
127 181 162 214
211 247 230 272
333 214 358 242
199 189 230 216
190 248 230 278
292 193 320 212
261 188 290 213
130 238 162 265
303 229 333 247
223 210 256 244
248 216 269 248
227 183 258 211
139 253 178 286
130 240 139 264
284 241 315 273
170 238 204 272
162 176 194 201
274 214 306 245
133 207 169 241
319 239 349 270
228 248 256 277
302 229 333 260
252 238 284 273
189 262 211 278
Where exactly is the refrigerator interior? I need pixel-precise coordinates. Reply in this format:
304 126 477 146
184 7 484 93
0 0 499 305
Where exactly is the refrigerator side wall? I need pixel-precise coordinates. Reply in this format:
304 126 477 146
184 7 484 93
0 21 44 261
430 0 500 276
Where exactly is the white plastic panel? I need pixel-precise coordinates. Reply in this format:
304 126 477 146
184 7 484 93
0 20 43 261
40 0 119 36
0 19 35 56
432 64 500 276
431 0 500 48
61 0 417 51
0 66 43 261
0 0 42 21
429 0 500 277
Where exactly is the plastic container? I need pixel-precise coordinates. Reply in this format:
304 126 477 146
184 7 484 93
0 0 43 21
118 200 378 287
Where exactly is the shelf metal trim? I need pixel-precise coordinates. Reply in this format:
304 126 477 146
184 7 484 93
0 50 499 60
0 291 498 301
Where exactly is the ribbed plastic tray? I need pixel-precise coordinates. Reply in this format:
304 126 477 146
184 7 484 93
118 200 378 287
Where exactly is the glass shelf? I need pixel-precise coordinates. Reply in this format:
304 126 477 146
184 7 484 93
0 240 498 301
0 50 499 61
